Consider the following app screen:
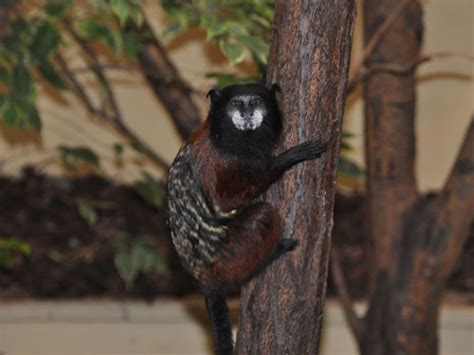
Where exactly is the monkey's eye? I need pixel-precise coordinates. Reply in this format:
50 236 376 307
231 100 243 107
250 98 261 106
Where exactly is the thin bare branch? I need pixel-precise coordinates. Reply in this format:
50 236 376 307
347 0 413 93
62 20 123 121
347 52 474 93
330 247 364 342
114 120 170 170
58 27 170 171
56 53 108 119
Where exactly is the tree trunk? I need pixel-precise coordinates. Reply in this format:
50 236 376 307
360 1 474 354
235 1 357 354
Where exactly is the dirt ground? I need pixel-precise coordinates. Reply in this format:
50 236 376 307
0 168 472 302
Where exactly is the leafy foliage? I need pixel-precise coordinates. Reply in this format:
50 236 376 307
338 130 364 180
133 171 165 208
0 0 144 131
114 236 168 289
161 0 274 65
0 237 31 268
58 145 101 169
77 198 98 227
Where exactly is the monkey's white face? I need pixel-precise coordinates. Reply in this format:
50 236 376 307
227 95 266 131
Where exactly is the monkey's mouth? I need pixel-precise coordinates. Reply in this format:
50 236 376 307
231 111 264 131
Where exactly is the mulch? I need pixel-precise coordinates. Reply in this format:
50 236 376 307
0 168 472 302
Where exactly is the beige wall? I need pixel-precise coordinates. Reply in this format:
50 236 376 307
0 1 472 191
345 0 473 191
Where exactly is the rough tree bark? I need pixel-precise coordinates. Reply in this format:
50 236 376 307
362 0 422 352
235 1 357 354
345 1 474 354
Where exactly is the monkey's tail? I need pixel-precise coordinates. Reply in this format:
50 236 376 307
205 294 233 355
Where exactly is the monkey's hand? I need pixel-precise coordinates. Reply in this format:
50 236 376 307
272 140 327 173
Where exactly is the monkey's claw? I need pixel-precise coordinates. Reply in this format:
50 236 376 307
304 140 328 159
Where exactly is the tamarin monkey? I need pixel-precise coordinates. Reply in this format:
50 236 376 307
167 82 327 355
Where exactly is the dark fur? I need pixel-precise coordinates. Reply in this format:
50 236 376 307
167 82 326 355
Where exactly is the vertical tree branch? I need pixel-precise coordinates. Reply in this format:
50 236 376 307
347 0 413 93
364 0 421 293
136 18 202 140
236 1 357 354
436 116 474 277
361 0 423 353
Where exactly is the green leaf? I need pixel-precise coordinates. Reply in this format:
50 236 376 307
219 40 245 65
58 145 101 167
237 34 269 64
342 130 355 139
162 20 185 39
109 0 131 26
2 34 22 57
113 237 168 289
49 250 65 263
130 141 147 155
0 65 9 84
200 15 227 40
206 72 256 88
114 246 138 289
0 237 31 255
338 156 364 178
44 0 72 17
77 198 98 227
2 100 18 127
131 8 144 27
29 22 62 60
0 237 31 268
11 64 33 97
340 141 352 151
113 143 124 158
36 61 69 90
78 18 119 52
26 105 42 132
121 32 141 58
226 21 249 37
0 250 13 268
134 171 165 208
10 17 28 35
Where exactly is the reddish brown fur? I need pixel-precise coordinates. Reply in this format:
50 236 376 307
192 124 268 211
203 203 282 292
189 124 284 293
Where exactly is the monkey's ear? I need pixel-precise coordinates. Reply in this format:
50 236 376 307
207 89 221 106
269 83 281 96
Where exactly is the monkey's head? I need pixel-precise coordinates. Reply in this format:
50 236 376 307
207 83 282 159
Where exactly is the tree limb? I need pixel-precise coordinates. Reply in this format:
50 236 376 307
56 54 108 120
135 16 202 140
435 115 474 276
348 52 474 93
347 0 413 93
62 21 123 121
57 27 170 171
330 247 364 342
